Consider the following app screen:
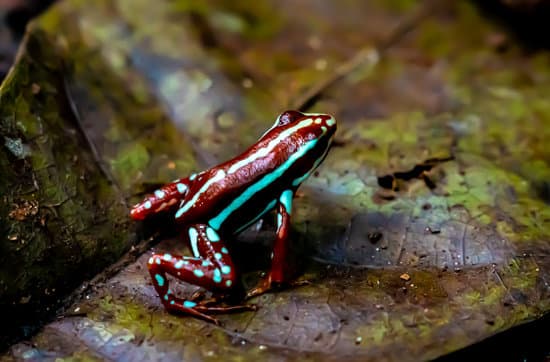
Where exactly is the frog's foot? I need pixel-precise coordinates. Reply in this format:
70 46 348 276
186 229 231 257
188 290 236 306
189 288 257 311
189 290 207 302
163 294 257 326
162 295 221 325
189 291 220 307
195 303 258 314
245 274 310 300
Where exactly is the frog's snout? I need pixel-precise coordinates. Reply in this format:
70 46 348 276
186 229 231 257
322 114 337 137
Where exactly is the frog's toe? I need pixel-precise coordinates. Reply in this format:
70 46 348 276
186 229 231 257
189 290 207 302
287 278 311 287
196 297 219 307
246 275 311 300
164 299 221 325
245 276 272 299
194 303 258 314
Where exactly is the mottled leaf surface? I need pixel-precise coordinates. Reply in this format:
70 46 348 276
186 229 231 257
2 0 550 361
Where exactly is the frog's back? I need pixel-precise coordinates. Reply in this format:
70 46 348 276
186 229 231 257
132 110 336 233
173 142 285 230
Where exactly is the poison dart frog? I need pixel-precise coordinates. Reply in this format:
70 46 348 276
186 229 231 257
130 110 337 324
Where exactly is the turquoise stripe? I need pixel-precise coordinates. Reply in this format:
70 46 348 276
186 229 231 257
292 141 331 187
176 183 187 193
206 227 220 242
209 138 319 230
279 190 293 214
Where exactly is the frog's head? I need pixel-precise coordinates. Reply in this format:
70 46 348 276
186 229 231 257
264 110 337 144
260 110 337 186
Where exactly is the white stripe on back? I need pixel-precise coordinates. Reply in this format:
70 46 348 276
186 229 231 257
227 118 314 174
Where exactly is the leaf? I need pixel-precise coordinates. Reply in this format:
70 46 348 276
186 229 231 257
2 0 550 361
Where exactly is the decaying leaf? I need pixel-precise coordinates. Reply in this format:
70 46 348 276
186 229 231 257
1 1 549 361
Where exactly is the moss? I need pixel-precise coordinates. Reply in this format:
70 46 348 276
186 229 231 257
0 25 135 346
91 295 270 360
110 143 150 191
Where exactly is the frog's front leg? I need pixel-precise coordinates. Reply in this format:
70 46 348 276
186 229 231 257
247 190 307 299
148 224 256 324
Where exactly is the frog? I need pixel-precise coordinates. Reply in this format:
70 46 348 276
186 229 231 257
130 110 337 324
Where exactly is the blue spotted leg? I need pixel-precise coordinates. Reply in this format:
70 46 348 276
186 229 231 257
147 224 256 324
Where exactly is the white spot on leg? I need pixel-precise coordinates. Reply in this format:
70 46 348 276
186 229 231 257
155 274 165 287
184 300 197 308
144 201 152 209
213 268 222 283
177 183 187 193
193 269 204 278
155 190 165 198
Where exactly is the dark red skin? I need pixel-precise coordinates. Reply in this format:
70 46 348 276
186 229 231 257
130 110 337 324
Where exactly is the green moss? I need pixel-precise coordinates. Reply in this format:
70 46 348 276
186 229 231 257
110 143 150 190
91 295 266 360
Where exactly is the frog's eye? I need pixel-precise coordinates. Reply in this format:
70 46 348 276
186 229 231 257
261 110 306 139
277 110 304 127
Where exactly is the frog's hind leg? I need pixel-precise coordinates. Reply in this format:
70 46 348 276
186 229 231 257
147 224 256 324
